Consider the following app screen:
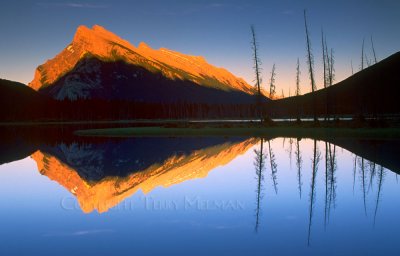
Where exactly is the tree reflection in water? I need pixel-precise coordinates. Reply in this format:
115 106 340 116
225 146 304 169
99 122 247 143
254 138 266 233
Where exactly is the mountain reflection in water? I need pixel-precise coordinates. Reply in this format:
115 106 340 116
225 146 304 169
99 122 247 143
0 126 400 255
32 137 257 213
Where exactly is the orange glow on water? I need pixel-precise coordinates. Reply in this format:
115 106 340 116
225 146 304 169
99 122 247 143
31 138 258 213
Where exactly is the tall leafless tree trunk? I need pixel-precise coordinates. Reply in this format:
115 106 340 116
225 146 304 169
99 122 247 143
374 166 385 226
254 138 266 233
268 140 278 194
296 58 301 96
327 143 337 221
322 30 327 89
322 31 328 120
361 38 365 70
365 54 371 67
329 49 335 86
325 40 330 80
304 10 316 93
287 137 293 168
324 142 329 229
295 138 303 198
360 157 367 216
351 60 354 75
303 10 317 122
296 58 301 121
269 64 276 99
368 161 376 192
251 25 263 120
325 40 335 119
371 36 378 64
308 139 321 246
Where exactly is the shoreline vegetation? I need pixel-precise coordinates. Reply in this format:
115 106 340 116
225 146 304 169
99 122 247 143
69 120 400 139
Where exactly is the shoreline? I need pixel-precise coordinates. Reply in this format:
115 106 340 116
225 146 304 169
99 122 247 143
74 126 400 139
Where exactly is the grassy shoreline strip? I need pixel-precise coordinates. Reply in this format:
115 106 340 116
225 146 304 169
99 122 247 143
74 126 400 139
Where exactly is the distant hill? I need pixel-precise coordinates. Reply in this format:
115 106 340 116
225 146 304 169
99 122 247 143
0 78 51 121
29 25 260 104
272 52 400 117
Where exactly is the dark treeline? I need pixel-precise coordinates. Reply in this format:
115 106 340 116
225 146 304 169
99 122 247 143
49 100 262 120
0 77 263 121
0 93 263 122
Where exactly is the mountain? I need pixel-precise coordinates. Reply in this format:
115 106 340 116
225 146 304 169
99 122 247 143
271 52 400 117
29 25 257 103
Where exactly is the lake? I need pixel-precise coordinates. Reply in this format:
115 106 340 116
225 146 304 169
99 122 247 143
0 126 399 256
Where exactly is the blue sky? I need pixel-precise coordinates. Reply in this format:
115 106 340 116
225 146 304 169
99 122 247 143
0 0 399 95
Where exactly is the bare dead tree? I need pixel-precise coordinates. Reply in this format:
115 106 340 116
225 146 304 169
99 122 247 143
287 137 294 168
322 32 328 120
371 36 378 64
303 10 317 121
320 142 337 230
322 29 327 89
295 138 303 198
324 142 329 229
269 64 276 99
295 58 302 121
325 40 331 80
323 34 335 120
328 49 335 87
251 25 263 119
254 139 266 233
351 60 354 75
373 166 385 226
365 53 371 67
268 140 278 194
308 139 321 246
304 10 316 93
327 143 337 219
368 161 377 192
325 45 335 120
361 38 365 70
359 157 368 216
296 58 301 96
353 154 357 194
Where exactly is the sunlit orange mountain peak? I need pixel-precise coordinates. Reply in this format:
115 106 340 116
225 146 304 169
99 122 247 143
29 25 256 100
135 41 254 94
31 138 258 213
29 25 137 91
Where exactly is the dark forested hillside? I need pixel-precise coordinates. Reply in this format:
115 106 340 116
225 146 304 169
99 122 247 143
0 78 262 121
0 79 52 121
271 52 400 118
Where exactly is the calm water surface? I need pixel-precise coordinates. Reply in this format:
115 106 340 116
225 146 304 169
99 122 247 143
0 134 399 256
